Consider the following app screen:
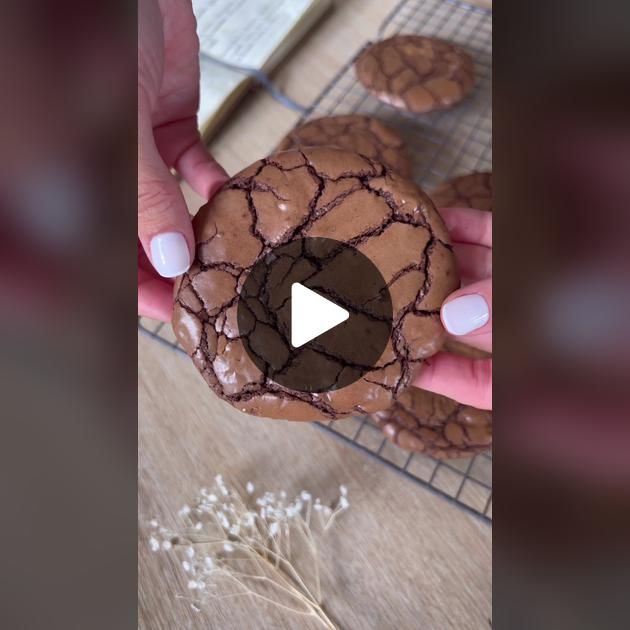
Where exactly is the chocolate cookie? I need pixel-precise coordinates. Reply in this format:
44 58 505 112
370 387 492 458
172 147 459 421
355 36 475 113
275 115 412 178
431 172 492 212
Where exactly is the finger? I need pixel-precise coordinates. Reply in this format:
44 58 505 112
441 277 492 352
138 267 174 322
453 242 492 281
138 115 194 278
439 207 492 247
176 139 228 199
153 117 229 199
413 352 492 410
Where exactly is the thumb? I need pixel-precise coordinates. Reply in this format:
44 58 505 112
138 116 194 278
441 277 492 352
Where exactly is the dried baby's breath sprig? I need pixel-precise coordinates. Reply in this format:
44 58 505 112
147 476 350 629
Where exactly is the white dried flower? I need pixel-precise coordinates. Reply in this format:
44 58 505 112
218 513 229 529
242 512 255 528
228 524 240 536
148 474 351 622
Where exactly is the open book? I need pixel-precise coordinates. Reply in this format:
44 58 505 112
192 0 332 141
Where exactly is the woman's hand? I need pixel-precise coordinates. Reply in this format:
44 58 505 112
414 207 492 409
138 0 228 322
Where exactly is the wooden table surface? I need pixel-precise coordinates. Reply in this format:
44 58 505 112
139 1 492 628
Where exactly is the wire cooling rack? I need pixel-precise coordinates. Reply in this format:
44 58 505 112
301 0 492 191
139 0 492 523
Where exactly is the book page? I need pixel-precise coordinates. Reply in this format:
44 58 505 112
194 0 318 66
192 0 329 134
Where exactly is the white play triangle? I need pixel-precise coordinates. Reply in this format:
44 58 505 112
291 283 349 348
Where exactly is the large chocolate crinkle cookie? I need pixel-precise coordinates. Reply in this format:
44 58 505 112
172 147 459 421
355 35 475 113
370 387 492 458
431 172 492 212
275 115 412 178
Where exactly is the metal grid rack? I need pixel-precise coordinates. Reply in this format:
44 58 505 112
300 0 492 192
139 0 492 523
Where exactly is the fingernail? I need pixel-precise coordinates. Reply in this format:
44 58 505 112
442 294 489 335
150 232 190 278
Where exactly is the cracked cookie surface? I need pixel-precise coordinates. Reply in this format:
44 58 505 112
172 147 459 421
369 386 492 458
275 115 412 178
431 171 492 212
355 36 475 113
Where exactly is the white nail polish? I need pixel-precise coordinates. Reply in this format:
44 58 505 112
442 294 489 336
150 232 190 278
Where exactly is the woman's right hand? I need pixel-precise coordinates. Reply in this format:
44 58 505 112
414 207 492 409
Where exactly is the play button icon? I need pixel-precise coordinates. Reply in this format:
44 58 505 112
291 283 349 348
237 237 393 393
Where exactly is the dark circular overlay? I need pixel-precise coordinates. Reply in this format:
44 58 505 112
237 237 393 393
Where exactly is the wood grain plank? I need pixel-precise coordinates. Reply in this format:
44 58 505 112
139 335 491 629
